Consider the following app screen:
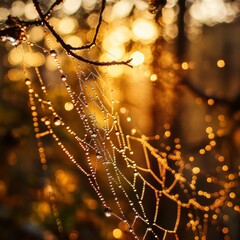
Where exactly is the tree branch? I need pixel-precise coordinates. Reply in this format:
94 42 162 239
31 0 132 67
19 0 63 27
0 0 132 67
69 0 106 51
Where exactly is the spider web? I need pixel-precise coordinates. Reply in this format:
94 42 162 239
15 30 240 240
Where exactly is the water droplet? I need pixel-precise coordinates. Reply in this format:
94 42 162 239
61 74 67 81
25 78 31 85
91 131 97 138
134 169 138 177
50 50 57 57
104 207 112 217
54 116 62 126
129 227 133 232
96 152 102 159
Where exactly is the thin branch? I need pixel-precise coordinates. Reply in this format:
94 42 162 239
0 0 132 67
32 0 132 67
69 0 106 50
45 0 63 17
20 0 63 27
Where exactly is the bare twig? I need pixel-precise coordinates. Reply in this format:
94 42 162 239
21 0 63 27
0 0 132 67
32 0 131 66
69 0 106 51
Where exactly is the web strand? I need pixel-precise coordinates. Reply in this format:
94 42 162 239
18 31 240 240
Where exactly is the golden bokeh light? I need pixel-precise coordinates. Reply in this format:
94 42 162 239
107 46 126 60
29 26 44 43
105 26 131 47
112 228 123 239
55 169 77 193
130 51 145 66
181 62 189 70
87 13 98 28
111 0 133 20
207 99 215 106
0 7 10 19
11 1 25 17
36 201 51 220
192 167 200 174
82 0 98 11
24 52 45 67
8 47 23 65
189 0 239 25
132 18 158 43
222 227 229 234
64 35 83 48
150 74 158 81
7 68 24 82
63 0 82 15
162 7 177 25
59 17 78 35
64 102 74 111
217 59 225 68
45 55 59 71
25 2 39 20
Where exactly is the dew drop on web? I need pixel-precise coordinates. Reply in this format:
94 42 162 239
91 131 97 138
50 49 57 57
104 207 112 217
54 116 62 126
25 78 31 85
61 74 67 81
96 152 102 159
